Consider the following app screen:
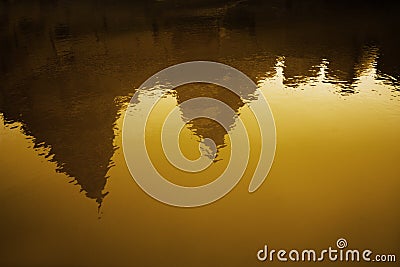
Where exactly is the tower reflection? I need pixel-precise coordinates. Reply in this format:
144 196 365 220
0 0 399 206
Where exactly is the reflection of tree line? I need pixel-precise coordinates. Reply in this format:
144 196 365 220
0 0 399 205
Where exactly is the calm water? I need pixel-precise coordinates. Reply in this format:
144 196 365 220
0 1 399 266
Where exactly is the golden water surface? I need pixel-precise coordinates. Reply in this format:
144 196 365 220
0 1 399 266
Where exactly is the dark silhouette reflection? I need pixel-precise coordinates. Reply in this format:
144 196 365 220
0 72 118 206
174 83 254 157
220 0 400 92
1 0 400 206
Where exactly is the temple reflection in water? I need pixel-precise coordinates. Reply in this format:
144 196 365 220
0 0 399 206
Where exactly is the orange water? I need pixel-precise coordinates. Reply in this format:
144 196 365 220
0 1 399 266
